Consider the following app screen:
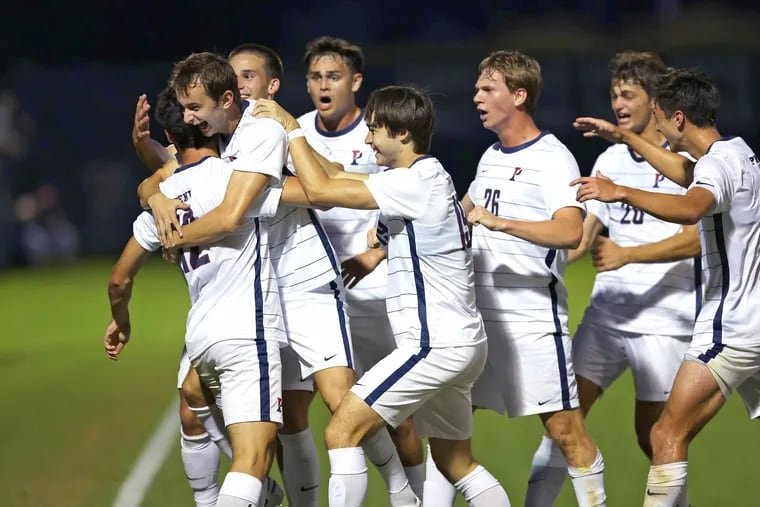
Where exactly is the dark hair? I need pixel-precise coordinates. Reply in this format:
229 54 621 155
609 51 667 97
478 50 542 112
365 86 435 154
155 87 215 150
170 52 240 103
655 68 719 128
303 35 364 74
228 43 284 81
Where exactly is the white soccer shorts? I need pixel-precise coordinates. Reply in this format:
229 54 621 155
573 318 690 402
686 337 760 419
345 297 397 376
281 281 354 381
281 344 315 392
192 338 283 427
471 326 579 417
351 342 487 440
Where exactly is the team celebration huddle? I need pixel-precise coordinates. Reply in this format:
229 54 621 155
102 35 760 507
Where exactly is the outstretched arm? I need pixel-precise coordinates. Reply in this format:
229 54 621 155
105 236 151 360
132 94 174 171
467 205 584 250
574 116 695 187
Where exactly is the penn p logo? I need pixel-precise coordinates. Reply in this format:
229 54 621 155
509 167 523 181
653 173 666 188
351 150 363 165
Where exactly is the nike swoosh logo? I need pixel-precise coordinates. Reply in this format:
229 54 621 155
324 354 338 361
374 454 393 467
647 489 667 496
300 484 319 492
537 400 551 406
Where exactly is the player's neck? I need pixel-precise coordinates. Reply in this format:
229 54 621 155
686 127 722 159
638 120 666 146
495 113 542 148
393 150 427 169
317 105 361 132
178 147 218 165
225 107 243 137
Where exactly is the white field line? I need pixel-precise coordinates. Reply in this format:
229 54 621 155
112 399 179 507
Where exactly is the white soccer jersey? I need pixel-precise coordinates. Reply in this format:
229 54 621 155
364 155 485 348
690 136 760 347
468 132 585 336
583 144 701 335
298 109 387 301
132 156 287 361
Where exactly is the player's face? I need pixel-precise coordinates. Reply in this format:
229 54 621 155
473 69 517 132
610 80 653 134
176 84 231 137
652 103 682 150
306 55 361 125
365 115 401 168
229 52 274 101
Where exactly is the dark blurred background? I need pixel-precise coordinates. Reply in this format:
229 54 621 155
1 0 758 269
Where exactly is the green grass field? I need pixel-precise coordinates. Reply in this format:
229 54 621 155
0 257 757 507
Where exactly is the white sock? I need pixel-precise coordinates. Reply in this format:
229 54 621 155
422 444 455 506
258 477 284 507
180 431 219 507
217 471 262 507
404 463 425 500
328 447 368 507
279 428 320 506
362 429 418 505
453 465 511 507
525 436 567 507
189 404 232 460
644 462 688 507
568 450 607 507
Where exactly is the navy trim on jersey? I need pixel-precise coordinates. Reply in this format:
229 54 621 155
252 217 271 421
705 136 737 154
492 130 550 154
405 220 431 348
628 141 669 163
329 280 353 369
363 347 432 406
307 209 340 276
545 249 571 410
710 214 730 345
241 100 251 114
409 154 434 167
315 110 364 137
174 155 215 174
694 254 703 318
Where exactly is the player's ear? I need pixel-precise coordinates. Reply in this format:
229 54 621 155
221 90 235 109
268 78 281 97
164 129 175 145
513 88 528 109
351 72 363 93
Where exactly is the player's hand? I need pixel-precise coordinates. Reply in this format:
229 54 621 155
252 99 299 132
132 94 152 145
573 117 624 144
591 236 630 272
367 227 380 248
571 171 623 203
104 319 130 361
146 193 189 248
341 249 385 289
162 246 179 264
467 205 501 231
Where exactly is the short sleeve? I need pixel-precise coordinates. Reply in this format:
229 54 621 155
231 118 287 181
132 211 161 252
544 150 586 218
689 154 736 214
364 169 431 220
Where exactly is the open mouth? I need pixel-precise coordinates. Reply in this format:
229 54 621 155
477 108 487 121
616 113 631 124
318 96 332 110
198 121 210 131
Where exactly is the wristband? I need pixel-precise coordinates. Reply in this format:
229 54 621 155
287 128 305 144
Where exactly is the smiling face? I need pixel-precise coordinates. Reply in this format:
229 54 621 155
229 52 276 101
306 54 361 127
610 80 654 134
175 83 233 137
364 114 402 168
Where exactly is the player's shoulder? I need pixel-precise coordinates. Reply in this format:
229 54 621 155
237 100 286 138
297 110 318 133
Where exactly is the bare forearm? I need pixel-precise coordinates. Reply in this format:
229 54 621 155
619 187 700 225
626 228 701 263
493 218 581 249
173 207 234 247
138 175 162 208
135 138 170 171
108 279 132 329
621 131 694 187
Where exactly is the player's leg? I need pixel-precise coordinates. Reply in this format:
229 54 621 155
278 345 320 507
182 367 231 459
390 417 425 498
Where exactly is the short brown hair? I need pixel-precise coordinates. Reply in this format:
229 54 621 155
609 51 667 97
303 36 364 74
365 86 435 154
478 50 542 112
228 43 284 81
170 52 240 103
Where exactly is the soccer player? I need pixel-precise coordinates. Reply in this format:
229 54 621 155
573 68 760 507
297 35 426 498
255 85 511 507
461 50 607 507
527 51 702 504
105 84 287 507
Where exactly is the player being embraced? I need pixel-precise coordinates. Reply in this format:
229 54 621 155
255 85 511 507
105 84 288 507
573 68 760 507
450 50 607 507
528 51 702 505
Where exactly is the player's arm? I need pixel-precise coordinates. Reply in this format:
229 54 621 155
567 212 604 263
574 174 715 225
132 93 174 171
574 116 695 187
105 236 151 361
461 193 475 214
136 157 187 247
468 205 583 249
591 225 700 272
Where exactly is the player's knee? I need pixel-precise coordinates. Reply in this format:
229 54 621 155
281 393 312 434
545 411 583 447
179 398 206 435
181 373 208 408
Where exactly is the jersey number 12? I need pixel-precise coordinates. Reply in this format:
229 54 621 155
178 210 210 273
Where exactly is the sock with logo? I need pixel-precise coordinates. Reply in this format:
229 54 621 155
279 427 320 506
643 462 688 507
362 428 418 506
